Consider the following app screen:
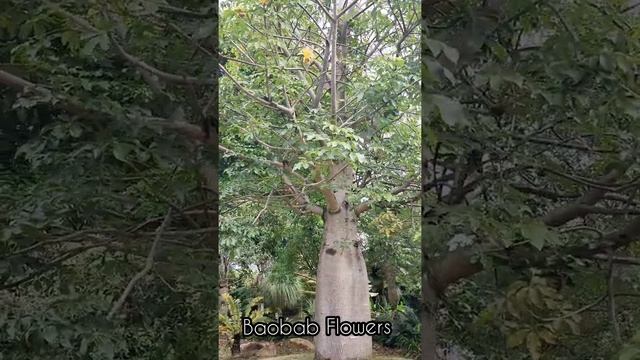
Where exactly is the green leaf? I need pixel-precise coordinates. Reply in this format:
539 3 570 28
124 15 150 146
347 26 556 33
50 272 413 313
112 142 133 162
431 95 468 127
538 329 557 345
520 221 558 250
489 42 508 61
99 340 115 360
526 332 542 360
61 31 79 50
447 233 475 251
81 35 102 56
564 318 580 335
425 39 459 64
529 287 543 308
79 337 89 355
292 160 309 171
6 319 16 339
425 126 438 146
42 325 58 344
424 59 456 84
616 53 633 74
18 22 32 39
69 123 83 138
506 329 529 348
599 53 615 72
618 346 640 360
490 70 525 89
194 21 216 40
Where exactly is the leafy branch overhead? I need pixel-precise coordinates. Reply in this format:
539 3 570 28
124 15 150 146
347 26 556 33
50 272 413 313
219 1 421 358
423 1 640 359
220 0 421 217
0 1 218 359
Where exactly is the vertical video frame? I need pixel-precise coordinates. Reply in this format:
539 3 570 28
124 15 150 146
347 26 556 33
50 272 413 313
1 1 219 359
219 0 420 359
423 1 640 359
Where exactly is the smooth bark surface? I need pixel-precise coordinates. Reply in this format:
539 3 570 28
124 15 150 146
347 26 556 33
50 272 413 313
314 164 372 360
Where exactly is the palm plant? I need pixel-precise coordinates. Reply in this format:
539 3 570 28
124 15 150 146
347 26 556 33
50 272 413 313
218 293 265 355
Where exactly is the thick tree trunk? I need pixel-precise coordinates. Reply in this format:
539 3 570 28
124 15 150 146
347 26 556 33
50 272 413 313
313 1 373 357
314 165 372 360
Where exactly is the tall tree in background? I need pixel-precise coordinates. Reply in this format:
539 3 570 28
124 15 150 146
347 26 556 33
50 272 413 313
219 0 419 358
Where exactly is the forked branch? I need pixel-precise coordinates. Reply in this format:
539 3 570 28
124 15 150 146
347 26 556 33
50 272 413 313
107 208 172 320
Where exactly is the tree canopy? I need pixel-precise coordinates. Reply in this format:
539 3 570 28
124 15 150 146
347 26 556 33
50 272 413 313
7 0 640 359
423 0 640 359
1 1 218 359
218 0 421 358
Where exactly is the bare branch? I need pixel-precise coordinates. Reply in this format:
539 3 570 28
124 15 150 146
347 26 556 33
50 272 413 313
543 168 625 226
0 242 110 290
158 4 213 18
113 42 214 86
312 0 334 20
592 254 640 266
2 229 116 259
253 191 274 224
510 183 580 200
283 174 324 215
513 135 616 153
337 0 361 19
107 208 172 320
219 64 295 117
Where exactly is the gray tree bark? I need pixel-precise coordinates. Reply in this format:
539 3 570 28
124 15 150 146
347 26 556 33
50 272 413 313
314 163 373 360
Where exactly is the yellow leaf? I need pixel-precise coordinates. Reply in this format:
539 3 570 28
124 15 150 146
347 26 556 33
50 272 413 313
299 47 315 64
234 6 247 17
259 0 269 5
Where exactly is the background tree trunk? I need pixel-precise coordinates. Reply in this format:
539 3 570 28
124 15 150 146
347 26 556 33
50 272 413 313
231 333 241 355
382 262 401 309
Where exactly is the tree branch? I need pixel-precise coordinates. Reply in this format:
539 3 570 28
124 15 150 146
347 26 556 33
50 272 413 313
0 242 110 290
282 174 323 215
542 168 625 226
107 208 172 320
355 179 417 215
513 134 616 153
113 41 214 86
219 64 295 117
427 167 631 295
49 5 214 87
510 183 580 200
319 186 340 213
158 4 214 18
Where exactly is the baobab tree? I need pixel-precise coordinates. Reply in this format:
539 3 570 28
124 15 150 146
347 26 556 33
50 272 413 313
219 0 419 358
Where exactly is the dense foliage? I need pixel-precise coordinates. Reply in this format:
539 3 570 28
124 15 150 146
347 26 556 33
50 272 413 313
8 0 640 359
1 1 218 359
218 0 421 358
423 0 640 359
